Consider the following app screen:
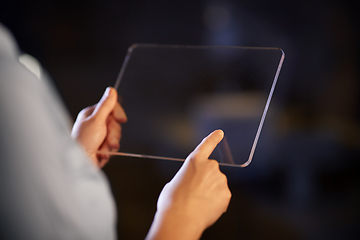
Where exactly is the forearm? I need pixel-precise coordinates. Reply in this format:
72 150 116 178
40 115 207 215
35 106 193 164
145 209 204 240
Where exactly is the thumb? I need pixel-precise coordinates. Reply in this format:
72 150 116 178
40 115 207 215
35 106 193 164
92 87 117 122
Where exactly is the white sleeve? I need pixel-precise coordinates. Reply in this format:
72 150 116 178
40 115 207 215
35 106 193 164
0 23 117 240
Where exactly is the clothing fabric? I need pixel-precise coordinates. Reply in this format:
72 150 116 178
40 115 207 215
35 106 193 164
0 23 117 240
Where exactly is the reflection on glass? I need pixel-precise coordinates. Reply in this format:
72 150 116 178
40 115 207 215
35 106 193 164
105 44 284 167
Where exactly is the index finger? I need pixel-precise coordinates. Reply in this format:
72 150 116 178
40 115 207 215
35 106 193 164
188 130 224 161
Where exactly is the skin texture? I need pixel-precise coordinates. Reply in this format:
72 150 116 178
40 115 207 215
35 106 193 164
71 87 127 168
72 88 232 239
146 130 232 240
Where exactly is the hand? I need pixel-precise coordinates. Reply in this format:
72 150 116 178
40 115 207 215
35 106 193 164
71 87 127 168
146 130 232 240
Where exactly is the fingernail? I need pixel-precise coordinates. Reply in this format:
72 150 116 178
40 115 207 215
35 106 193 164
218 129 224 138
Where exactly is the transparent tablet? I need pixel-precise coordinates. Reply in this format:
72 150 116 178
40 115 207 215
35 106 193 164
100 44 284 167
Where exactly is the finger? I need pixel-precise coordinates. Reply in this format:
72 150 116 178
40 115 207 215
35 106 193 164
99 142 111 152
188 129 224 161
98 158 109 168
97 145 110 168
98 143 111 159
101 125 121 153
112 102 127 123
77 105 96 120
92 87 118 122
97 139 118 168
106 116 121 149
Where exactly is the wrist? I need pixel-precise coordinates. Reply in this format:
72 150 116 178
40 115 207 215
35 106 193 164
146 208 204 240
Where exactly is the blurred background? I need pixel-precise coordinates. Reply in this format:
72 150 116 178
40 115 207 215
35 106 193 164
1 0 359 239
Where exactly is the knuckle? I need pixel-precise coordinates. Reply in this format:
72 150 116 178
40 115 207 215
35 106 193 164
223 183 232 198
208 159 220 170
80 105 95 117
188 156 199 167
227 189 232 199
220 172 228 184
188 152 201 163
77 109 87 119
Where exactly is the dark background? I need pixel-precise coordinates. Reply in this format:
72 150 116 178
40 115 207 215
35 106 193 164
1 0 359 239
